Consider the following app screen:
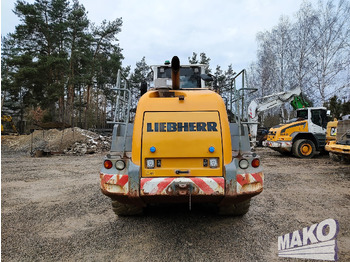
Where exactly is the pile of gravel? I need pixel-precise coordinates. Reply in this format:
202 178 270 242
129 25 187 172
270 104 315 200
1 127 111 155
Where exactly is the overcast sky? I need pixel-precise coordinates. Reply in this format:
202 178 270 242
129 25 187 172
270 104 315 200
1 0 318 71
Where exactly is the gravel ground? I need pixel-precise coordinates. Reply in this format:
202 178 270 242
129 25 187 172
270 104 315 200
1 148 350 262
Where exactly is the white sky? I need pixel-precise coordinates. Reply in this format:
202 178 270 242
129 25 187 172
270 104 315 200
1 0 318 71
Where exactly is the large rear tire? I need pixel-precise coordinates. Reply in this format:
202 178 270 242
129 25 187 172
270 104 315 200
292 139 316 158
219 199 251 216
111 200 143 216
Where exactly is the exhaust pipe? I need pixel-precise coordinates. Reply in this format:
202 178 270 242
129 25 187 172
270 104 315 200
171 56 180 90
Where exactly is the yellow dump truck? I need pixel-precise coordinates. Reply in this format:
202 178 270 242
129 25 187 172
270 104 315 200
100 56 263 216
265 107 328 158
325 116 350 162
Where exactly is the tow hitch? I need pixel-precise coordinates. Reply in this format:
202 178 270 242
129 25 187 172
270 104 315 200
167 182 198 210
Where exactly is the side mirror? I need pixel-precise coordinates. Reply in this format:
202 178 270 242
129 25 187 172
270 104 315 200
327 110 331 116
200 74 214 82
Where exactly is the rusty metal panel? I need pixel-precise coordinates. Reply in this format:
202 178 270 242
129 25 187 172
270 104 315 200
100 173 129 194
236 172 264 193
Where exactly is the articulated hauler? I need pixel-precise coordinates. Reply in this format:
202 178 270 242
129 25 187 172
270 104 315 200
100 56 263 216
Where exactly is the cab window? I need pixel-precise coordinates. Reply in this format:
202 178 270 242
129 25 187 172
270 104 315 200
297 110 308 119
157 67 202 88
311 109 327 128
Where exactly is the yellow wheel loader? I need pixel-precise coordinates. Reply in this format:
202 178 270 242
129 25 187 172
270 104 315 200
100 56 263 216
265 107 329 158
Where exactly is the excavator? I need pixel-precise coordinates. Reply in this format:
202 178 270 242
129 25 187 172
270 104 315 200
247 86 308 147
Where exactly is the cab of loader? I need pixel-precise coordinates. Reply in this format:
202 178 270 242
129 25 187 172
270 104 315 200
151 64 205 89
296 107 328 129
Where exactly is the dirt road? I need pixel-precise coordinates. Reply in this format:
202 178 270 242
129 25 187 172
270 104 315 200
1 148 350 261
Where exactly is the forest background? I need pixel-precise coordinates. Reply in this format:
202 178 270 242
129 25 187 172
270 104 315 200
1 0 349 133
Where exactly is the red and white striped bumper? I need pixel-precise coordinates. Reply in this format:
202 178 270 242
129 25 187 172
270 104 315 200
100 173 225 196
100 172 263 198
140 177 225 196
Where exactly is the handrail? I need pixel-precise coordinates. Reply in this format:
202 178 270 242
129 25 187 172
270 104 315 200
228 69 257 153
107 70 132 155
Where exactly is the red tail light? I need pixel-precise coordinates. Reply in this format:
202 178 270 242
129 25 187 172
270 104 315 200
252 158 260 168
104 160 113 169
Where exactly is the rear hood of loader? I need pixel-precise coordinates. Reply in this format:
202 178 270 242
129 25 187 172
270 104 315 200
141 111 223 177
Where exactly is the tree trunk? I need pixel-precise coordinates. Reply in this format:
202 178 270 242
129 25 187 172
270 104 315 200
84 84 91 129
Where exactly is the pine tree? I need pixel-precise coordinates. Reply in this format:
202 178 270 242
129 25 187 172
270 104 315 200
199 52 211 74
3 0 124 131
188 52 198 64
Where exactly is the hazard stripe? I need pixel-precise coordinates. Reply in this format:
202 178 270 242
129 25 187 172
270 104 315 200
116 175 128 187
190 177 214 194
103 174 114 184
142 177 173 194
212 177 225 188
140 178 153 189
251 173 263 184
156 178 174 194
236 173 264 187
236 174 247 186
101 174 129 186
141 178 161 194
100 173 130 194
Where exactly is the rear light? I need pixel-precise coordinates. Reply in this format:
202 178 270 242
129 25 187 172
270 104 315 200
115 160 126 170
239 159 249 169
104 160 113 169
146 159 155 169
209 158 218 168
252 158 260 168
